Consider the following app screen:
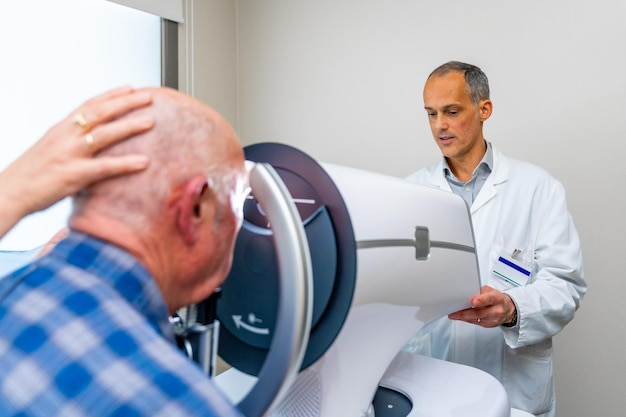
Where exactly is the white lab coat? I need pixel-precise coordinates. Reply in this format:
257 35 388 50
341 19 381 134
404 145 586 417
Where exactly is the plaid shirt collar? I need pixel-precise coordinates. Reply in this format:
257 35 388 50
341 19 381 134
49 229 174 341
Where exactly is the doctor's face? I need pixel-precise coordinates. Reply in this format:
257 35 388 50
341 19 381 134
423 71 491 165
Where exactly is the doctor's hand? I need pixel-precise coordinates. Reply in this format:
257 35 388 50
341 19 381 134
448 285 517 328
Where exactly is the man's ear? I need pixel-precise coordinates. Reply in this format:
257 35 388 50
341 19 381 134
176 175 209 245
478 99 493 122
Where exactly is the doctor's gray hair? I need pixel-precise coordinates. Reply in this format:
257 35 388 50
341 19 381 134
428 61 490 106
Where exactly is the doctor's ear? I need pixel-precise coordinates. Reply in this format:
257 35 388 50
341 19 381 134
478 99 493 121
176 176 210 245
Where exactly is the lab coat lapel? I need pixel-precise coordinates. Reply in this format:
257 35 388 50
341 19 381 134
426 160 453 192
424 148 509 214
470 147 508 214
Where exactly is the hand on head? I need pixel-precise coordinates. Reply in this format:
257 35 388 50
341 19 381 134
0 86 154 235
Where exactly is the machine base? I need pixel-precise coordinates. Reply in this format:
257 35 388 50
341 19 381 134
217 351 536 417
378 351 510 417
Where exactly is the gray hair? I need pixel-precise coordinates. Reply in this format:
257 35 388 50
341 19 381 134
428 61 490 105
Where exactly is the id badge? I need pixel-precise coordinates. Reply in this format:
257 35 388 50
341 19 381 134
492 254 531 287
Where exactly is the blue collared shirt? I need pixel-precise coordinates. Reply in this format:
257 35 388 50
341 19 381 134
443 141 494 208
0 230 242 417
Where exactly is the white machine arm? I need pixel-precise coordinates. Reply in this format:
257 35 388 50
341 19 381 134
236 163 313 417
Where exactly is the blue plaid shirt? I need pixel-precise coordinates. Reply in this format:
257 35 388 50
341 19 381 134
0 230 242 417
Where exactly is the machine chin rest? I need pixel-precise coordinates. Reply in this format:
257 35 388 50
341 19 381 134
218 143 357 374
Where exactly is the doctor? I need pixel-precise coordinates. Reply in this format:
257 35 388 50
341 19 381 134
404 61 586 417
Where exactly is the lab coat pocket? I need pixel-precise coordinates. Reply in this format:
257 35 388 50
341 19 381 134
503 339 554 415
488 241 534 291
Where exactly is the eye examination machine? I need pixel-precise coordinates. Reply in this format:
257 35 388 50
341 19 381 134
174 143 532 417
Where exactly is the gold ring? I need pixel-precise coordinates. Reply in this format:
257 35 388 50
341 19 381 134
85 133 95 149
74 113 91 132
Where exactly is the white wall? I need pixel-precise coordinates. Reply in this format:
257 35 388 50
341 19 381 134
0 0 160 250
233 1 626 415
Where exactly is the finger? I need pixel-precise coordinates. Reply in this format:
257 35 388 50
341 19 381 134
71 89 153 133
86 90 153 124
474 317 498 328
448 307 474 320
68 86 134 128
480 285 496 294
451 309 497 328
472 286 499 308
81 155 150 182
82 86 135 107
449 312 484 326
89 115 154 153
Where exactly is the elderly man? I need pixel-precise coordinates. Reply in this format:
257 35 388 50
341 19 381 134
0 87 247 416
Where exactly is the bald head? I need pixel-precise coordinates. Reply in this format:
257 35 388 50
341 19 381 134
72 87 244 228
